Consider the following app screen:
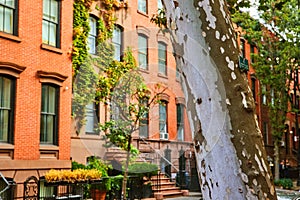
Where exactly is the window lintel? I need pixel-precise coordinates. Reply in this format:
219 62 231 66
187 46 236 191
37 70 68 86
136 26 150 38
0 62 26 78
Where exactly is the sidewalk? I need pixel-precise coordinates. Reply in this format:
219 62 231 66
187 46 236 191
164 192 203 200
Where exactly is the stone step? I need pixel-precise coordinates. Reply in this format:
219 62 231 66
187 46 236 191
152 187 181 193
152 182 178 189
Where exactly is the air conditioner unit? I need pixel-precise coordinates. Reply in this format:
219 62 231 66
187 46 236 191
160 132 169 140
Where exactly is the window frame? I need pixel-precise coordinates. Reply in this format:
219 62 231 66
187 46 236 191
137 0 147 14
88 15 98 54
176 103 184 141
42 0 61 48
112 25 123 61
138 33 148 70
0 0 18 35
0 75 15 144
158 42 167 76
85 101 100 135
240 39 246 58
40 84 59 145
159 100 168 135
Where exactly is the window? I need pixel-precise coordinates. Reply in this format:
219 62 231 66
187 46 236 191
262 122 268 145
138 34 148 70
40 84 58 145
85 102 99 134
138 0 147 14
157 0 163 10
262 85 267 105
158 42 167 76
270 88 274 105
42 0 60 47
159 101 168 139
251 77 256 101
112 26 122 61
0 75 15 144
139 99 149 138
177 104 184 141
88 16 97 54
240 39 245 58
250 44 255 63
0 0 17 35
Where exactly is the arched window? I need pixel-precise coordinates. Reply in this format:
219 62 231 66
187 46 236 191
159 100 168 140
138 34 148 70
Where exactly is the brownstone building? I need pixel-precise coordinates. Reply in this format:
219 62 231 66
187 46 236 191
0 0 73 198
71 0 195 184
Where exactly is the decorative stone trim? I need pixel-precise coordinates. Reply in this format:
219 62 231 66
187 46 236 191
37 70 68 86
0 61 26 78
175 97 185 105
136 25 150 37
159 93 170 102
157 33 169 44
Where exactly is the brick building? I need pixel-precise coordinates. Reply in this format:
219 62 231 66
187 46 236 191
71 0 195 182
0 0 73 198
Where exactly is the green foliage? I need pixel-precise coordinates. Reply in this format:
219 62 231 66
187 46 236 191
127 163 158 178
151 9 167 29
274 178 293 189
72 0 90 76
72 161 87 170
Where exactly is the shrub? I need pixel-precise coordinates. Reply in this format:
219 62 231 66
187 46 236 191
128 163 158 178
274 178 293 189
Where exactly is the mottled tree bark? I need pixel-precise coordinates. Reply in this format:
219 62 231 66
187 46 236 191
163 0 277 199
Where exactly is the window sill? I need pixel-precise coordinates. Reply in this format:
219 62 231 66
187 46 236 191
0 32 21 43
0 143 14 150
158 73 168 79
41 44 63 54
139 68 149 74
137 11 149 17
40 144 59 151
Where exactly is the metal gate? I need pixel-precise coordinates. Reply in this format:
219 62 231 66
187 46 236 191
24 176 39 200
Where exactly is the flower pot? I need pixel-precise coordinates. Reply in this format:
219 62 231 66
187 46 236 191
91 189 106 200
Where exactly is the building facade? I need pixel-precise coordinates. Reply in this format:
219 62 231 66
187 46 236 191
71 0 194 180
0 0 73 198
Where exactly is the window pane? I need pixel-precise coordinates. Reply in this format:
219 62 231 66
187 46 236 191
85 103 95 133
42 21 49 44
6 0 15 7
41 85 48 112
138 53 147 69
43 0 50 20
158 0 163 10
138 0 147 13
50 0 58 23
48 86 56 113
4 7 13 33
0 110 9 142
48 22 57 46
0 6 4 31
2 77 11 108
138 36 147 53
40 115 47 142
46 116 54 143
89 17 97 36
112 27 121 43
88 36 96 54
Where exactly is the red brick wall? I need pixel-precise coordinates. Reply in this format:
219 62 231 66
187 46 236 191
0 0 73 161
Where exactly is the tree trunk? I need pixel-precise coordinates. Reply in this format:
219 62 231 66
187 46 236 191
274 140 280 180
163 0 277 199
121 135 131 200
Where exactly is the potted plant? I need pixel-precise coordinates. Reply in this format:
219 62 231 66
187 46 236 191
86 157 112 200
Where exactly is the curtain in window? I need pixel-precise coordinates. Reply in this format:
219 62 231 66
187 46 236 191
0 77 12 142
41 85 57 144
85 103 96 133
